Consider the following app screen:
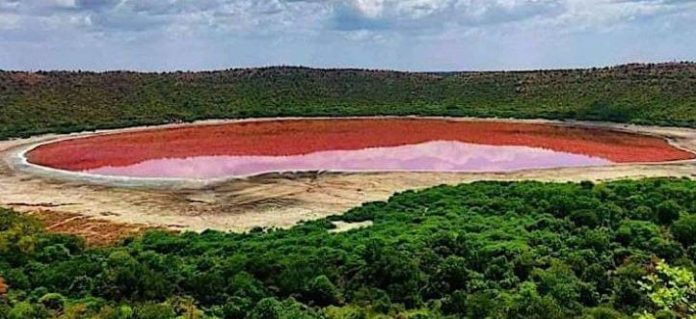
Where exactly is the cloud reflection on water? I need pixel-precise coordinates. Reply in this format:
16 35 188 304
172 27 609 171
85 141 612 179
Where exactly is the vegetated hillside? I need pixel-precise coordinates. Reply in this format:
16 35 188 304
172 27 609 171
1 178 695 318
2 62 696 139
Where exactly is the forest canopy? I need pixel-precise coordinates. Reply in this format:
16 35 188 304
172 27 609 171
2 62 696 139
1 178 695 318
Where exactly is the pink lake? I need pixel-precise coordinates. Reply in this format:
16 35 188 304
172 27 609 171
84 141 612 179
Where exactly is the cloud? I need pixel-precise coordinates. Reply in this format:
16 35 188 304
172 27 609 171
0 12 20 30
329 0 565 32
0 0 694 71
2 0 689 36
331 3 391 30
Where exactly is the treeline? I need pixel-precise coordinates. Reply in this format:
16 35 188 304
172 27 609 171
1 178 695 318
2 62 696 139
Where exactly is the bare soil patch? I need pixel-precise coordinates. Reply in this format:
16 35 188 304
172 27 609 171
25 209 155 246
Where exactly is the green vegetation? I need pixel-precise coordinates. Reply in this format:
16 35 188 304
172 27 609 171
637 259 695 318
1 178 695 318
2 62 696 139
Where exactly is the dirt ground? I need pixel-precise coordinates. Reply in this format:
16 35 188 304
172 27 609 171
25 210 153 246
2 117 696 243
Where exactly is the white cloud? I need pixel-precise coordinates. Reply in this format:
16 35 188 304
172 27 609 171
352 0 386 17
0 12 20 29
0 0 694 70
53 0 76 8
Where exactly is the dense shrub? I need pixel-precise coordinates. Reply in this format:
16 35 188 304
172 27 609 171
3 63 696 140
671 215 696 246
1 178 695 318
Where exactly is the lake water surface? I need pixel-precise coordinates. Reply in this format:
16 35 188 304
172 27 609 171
26 119 693 180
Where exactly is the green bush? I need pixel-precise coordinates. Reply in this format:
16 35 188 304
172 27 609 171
306 275 341 306
135 302 176 319
656 201 682 225
38 292 65 311
1 178 696 318
671 215 696 246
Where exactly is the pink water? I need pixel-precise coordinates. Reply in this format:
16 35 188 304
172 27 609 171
85 141 612 179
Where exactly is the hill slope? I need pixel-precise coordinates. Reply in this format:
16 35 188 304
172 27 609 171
2 62 696 139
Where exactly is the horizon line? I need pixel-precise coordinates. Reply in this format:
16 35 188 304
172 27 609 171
2 61 695 75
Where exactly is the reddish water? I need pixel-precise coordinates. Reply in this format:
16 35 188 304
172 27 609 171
26 119 694 179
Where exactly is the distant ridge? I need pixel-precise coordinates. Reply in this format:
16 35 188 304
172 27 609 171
2 62 696 139
3 61 695 74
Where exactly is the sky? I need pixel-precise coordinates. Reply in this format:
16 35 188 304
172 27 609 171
0 0 695 71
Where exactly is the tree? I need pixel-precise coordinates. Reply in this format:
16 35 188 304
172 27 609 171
638 259 695 318
569 209 601 228
249 298 282 319
507 281 565 319
247 298 321 319
671 215 696 247
220 296 252 319
656 201 681 225
532 262 584 314
306 275 341 306
433 256 469 294
616 221 658 249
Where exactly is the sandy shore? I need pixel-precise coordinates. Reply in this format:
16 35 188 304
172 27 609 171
2 117 695 233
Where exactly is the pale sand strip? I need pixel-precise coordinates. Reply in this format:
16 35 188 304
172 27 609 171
1 117 695 232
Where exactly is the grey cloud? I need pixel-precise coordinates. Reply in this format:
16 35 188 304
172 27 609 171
126 0 222 15
613 0 696 4
454 1 565 26
328 0 564 32
73 0 121 11
331 4 391 31
88 11 169 32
